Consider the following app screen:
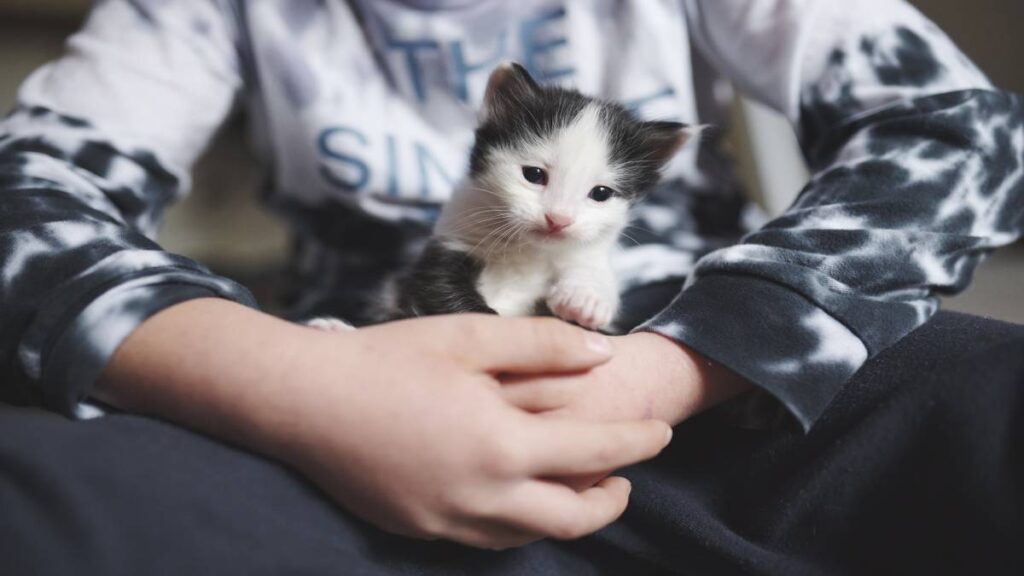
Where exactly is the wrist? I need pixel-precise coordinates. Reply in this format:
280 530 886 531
628 331 751 425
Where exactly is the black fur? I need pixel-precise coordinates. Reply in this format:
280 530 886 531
391 239 496 318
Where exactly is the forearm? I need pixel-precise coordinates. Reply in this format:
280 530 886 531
95 298 323 464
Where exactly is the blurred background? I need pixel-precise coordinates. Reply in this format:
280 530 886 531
1 0 1021 322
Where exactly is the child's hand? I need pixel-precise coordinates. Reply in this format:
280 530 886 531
276 315 673 549
498 331 749 490
99 301 672 550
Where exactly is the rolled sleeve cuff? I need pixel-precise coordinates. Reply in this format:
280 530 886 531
18 251 257 416
634 275 868 432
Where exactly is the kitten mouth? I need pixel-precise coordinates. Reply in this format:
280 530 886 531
532 227 568 240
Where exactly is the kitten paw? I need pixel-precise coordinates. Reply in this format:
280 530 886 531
547 284 618 331
305 317 356 332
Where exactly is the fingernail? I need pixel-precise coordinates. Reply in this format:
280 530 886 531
663 426 674 446
585 333 612 355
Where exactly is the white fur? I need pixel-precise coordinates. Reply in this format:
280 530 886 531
436 103 629 330
306 317 356 331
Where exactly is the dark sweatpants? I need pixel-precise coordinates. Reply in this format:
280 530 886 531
0 305 1021 575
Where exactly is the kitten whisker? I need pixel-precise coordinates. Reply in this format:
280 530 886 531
473 220 518 259
445 213 510 233
490 220 523 261
619 230 642 246
443 207 515 235
467 186 504 199
499 222 524 257
492 222 521 259
625 223 657 236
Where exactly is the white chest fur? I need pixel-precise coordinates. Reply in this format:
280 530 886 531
475 252 554 316
473 240 622 332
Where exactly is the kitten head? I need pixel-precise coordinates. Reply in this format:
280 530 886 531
468 62 693 246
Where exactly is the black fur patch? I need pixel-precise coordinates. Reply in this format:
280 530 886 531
391 240 495 319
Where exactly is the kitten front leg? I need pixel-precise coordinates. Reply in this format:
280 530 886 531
547 262 620 331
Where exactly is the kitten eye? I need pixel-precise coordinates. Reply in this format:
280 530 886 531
588 186 615 202
522 166 548 185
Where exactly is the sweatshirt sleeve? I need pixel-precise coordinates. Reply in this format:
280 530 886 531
639 0 1024 430
0 0 256 416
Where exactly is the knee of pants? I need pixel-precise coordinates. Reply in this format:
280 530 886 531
813 311 1024 432
856 311 1024 423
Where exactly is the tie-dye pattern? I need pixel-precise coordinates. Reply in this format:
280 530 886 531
0 1 255 414
639 0 1024 429
0 1 1020 431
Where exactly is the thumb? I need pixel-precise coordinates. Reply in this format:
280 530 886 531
462 316 613 374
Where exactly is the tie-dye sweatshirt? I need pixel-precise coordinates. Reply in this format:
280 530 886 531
0 0 1020 429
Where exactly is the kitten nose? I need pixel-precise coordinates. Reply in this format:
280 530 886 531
545 213 573 232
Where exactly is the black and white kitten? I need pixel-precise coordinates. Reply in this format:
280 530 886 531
310 62 692 332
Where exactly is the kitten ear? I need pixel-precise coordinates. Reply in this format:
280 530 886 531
641 121 700 167
481 62 542 120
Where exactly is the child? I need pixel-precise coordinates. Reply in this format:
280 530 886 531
0 1 1020 572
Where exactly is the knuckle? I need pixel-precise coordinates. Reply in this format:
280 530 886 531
447 317 489 360
540 385 569 408
407 509 448 540
466 494 503 522
593 442 619 467
596 429 630 465
436 486 472 517
531 317 572 354
452 311 487 332
481 435 527 477
442 488 500 522
455 530 509 550
550 516 588 540
453 316 481 343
